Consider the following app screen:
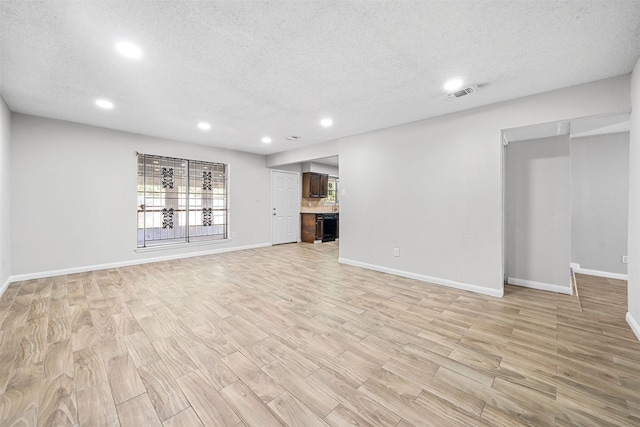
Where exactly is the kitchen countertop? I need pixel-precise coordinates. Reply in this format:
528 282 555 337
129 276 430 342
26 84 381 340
300 211 339 214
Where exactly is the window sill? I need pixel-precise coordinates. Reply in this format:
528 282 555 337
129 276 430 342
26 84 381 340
135 238 231 253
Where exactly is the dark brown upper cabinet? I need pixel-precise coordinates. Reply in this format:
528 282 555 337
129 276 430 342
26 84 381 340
302 172 329 198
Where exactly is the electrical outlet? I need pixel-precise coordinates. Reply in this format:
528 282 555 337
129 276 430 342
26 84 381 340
393 248 400 257
622 255 628 264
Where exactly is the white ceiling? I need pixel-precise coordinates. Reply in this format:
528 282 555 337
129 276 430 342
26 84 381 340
1 1 639 155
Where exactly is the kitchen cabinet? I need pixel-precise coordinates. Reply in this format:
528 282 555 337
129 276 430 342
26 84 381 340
301 213 321 242
301 213 338 243
302 172 328 198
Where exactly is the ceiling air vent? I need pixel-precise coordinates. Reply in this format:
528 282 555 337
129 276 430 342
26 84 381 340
447 85 478 99
286 135 302 141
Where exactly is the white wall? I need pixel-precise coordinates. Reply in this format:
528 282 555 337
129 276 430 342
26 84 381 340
10 114 271 277
506 136 571 292
271 163 302 173
301 162 339 177
0 97 11 289
571 132 629 276
267 140 339 167
628 58 640 341
338 75 630 297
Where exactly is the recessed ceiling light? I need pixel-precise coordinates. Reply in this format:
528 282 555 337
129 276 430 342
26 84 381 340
444 78 463 92
116 41 142 59
262 137 272 144
320 118 333 127
95 99 114 109
198 122 211 131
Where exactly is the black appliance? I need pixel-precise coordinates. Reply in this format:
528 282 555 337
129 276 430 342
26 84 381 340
322 213 338 242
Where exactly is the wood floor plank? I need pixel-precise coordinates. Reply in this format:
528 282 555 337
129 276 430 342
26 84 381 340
0 351 15 394
47 315 71 344
76 381 119 427
184 343 239 390
175 369 241 426
105 353 147 404
152 336 197 378
139 316 173 342
116 393 162 427
14 317 47 368
126 299 153 320
324 404 374 427
221 350 285 403
73 345 108 391
359 377 455 427
43 339 73 380
69 304 97 352
123 331 161 367
162 407 204 427
403 342 495 387
224 332 277 368
268 391 331 427
263 359 338 417
0 364 42 426
220 381 286 427
307 368 401 427
37 374 77 427
137 360 190 421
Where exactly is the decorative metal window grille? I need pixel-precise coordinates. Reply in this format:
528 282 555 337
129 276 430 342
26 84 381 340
202 208 212 227
137 154 228 247
202 171 212 190
161 168 174 189
161 208 174 229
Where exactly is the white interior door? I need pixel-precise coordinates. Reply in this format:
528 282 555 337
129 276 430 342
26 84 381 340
272 171 299 245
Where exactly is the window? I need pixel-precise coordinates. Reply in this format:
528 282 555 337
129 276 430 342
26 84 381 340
325 176 339 204
137 153 228 248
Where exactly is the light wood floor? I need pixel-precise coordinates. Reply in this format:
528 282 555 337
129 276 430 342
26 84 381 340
0 242 639 426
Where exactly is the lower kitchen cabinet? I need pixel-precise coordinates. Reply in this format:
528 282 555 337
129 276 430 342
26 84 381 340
301 213 322 243
301 213 338 243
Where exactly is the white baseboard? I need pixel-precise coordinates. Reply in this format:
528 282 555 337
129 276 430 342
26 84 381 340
507 277 573 295
573 267 628 281
7 242 272 284
0 276 11 299
338 258 503 298
627 312 640 342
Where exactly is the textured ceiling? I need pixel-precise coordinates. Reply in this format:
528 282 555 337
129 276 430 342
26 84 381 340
1 1 639 155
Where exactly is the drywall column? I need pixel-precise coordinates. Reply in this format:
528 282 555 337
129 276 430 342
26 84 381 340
571 133 629 277
0 97 10 291
506 135 571 293
628 56 640 341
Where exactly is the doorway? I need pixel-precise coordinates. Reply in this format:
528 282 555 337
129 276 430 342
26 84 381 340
502 113 630 295
271 170 299 245
504 133 572 293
